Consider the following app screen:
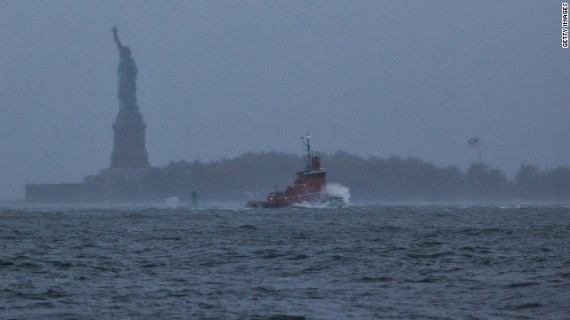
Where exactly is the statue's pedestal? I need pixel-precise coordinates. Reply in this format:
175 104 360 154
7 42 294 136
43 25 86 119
110 111 149 169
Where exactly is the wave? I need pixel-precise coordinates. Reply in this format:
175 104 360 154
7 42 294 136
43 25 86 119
325 183 351 205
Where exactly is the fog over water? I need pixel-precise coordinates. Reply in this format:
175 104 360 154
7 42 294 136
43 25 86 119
1 1 568 200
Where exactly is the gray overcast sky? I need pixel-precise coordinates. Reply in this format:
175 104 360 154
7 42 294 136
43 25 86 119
1 1 568 200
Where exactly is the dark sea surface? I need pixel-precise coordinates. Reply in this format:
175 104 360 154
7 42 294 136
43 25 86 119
1 205 569 319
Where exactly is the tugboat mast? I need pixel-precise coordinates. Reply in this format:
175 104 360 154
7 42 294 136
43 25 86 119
306 132 311 169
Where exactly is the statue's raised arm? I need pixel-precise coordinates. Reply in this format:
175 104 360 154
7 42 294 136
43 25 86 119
112 26 132 59
112 26 123 51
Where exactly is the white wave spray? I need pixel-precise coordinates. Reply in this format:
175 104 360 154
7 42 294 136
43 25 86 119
166 196 180 209
293 183 351 209
325 183 351 205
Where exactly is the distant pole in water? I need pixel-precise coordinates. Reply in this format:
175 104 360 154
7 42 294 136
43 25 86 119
467 138 482 163
191 191 197 207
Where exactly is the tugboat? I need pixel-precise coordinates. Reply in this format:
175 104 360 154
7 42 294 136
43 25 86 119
246 133 344 208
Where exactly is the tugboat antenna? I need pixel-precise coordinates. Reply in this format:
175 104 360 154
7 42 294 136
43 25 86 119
306 132 311 169
301 132 312 169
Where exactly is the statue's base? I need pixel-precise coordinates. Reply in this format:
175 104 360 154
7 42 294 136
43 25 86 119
110 111 149 169
26 167 152 203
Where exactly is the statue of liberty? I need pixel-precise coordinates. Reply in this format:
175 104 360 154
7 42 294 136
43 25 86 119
112 26 138 114
109 26 149 169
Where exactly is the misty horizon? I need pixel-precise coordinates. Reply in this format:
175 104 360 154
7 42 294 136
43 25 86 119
1 1 569 200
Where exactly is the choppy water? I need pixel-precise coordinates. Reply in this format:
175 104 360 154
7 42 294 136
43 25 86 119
1 205 569 319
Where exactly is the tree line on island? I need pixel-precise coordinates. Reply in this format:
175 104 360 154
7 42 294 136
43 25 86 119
143 151 570 202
